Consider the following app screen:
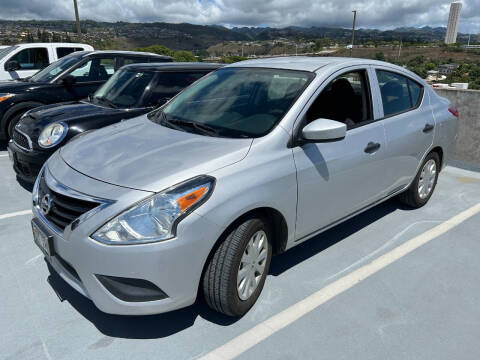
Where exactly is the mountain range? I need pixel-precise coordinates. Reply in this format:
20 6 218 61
0 19 474 50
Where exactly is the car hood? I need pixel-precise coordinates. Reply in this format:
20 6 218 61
16 101 126 142
59 115 253 192
0 79 33 93
27 101 123 124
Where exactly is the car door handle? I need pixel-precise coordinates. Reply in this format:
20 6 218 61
423 123 435 133
364 142 381 154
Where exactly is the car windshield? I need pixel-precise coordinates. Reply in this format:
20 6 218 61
0 45 18 61
92 69 155 108
29 55 80 83
155 67 313 138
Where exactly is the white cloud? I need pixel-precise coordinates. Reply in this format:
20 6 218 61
0 0 478 33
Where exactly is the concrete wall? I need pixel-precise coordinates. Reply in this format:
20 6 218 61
434 88 480 169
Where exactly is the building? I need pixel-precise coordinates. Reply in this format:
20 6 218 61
445 1 462 44
438 63 460 75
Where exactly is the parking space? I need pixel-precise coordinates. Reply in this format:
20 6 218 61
1 140 480 360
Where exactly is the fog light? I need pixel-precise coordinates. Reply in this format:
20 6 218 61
96 275 168 302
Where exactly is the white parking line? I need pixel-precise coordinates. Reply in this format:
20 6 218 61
200 202 480 360
0 209 32 220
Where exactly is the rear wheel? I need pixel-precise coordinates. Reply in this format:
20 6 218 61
202 217 272 317
398 152 440 208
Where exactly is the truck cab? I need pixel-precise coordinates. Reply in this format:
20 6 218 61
0 43 94 81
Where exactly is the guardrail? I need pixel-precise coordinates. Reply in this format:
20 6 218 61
435 88 480 170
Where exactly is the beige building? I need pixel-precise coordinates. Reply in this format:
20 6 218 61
445 1 462 44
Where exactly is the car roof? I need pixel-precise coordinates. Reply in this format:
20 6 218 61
225 56 411 74
121 62 223 72
71 50 172 60
11 42 91 47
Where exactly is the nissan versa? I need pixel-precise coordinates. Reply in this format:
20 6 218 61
32 57 458 317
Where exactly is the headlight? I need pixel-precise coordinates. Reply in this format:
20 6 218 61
38 122 67 148
92 175 215 245
0 93 14 103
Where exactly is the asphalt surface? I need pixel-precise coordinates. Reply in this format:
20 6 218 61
1 139 480 360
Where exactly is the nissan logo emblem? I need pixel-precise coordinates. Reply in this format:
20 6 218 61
40 194 52 215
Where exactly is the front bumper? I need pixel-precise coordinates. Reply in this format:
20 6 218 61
33 163 224 315
8 141 52 183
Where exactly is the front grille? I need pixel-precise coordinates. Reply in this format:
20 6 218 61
38 174 100 231
13 128 31 151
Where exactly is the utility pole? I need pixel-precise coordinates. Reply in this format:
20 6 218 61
397 38 402 60
350 10 357 57
73 0 81 37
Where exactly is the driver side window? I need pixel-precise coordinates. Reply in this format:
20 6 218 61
69 58 114 83
305 70 373 129
9 48 49 70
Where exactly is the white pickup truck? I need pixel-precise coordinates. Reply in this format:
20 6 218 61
0 42 93 81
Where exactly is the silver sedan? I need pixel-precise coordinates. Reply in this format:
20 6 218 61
31 57 458 317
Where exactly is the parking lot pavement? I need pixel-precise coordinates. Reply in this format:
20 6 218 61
1 140 480 360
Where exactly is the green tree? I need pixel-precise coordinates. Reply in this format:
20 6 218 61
25 31 35 43
221 55 248 64
375 52 385 61
133 45 174 57
173 51 198 62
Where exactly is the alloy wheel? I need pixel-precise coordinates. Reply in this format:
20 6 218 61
418 159 437 199
237 230 268 301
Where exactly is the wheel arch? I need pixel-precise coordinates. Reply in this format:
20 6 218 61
197 206 289 296
429 146 444 170
1 101 44 136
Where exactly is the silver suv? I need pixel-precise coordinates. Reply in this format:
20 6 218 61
32 57 458 317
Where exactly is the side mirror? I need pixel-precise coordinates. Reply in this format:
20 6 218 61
62 75 76 87
5 60 20 72
302 118 346 142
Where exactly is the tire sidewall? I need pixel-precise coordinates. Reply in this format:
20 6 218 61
227 218 272 316
7 112 24 139
412 152 440 206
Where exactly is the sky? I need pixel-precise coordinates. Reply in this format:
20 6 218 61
0 0 479 34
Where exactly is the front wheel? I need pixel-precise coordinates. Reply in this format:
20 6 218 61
7 112 25 139
202 217 272 317
398 152 440 208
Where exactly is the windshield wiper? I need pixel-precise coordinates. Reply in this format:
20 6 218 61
164 116 220 137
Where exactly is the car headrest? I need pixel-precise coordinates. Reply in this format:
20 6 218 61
331 78 355 98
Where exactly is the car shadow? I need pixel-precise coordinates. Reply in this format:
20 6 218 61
45 197 407 339
16 176 34 192
0 140 7 151
46 263 238 339
270 198 402 276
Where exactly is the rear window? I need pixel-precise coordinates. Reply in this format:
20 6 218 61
148 71 208 105
376 70 424 117
56 47 84 59
124 56 172 65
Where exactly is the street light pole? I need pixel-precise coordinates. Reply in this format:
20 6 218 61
350 10 357 57
73 0 81 37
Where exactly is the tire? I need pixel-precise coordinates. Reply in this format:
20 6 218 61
202 217 272 317
398 152 440 208
7 112 25 139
